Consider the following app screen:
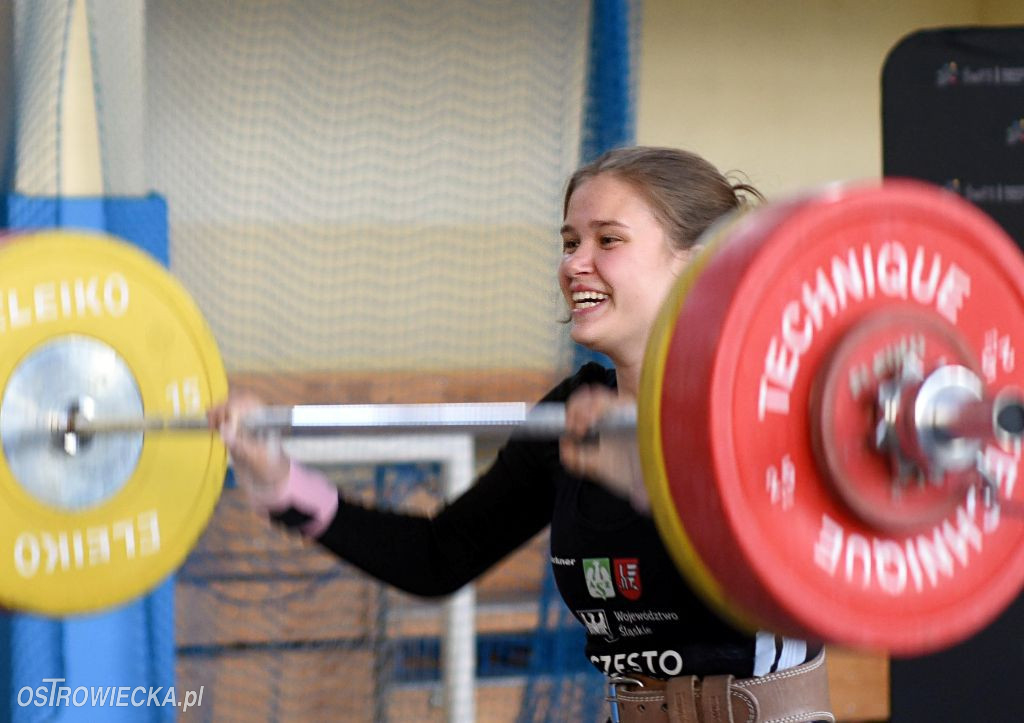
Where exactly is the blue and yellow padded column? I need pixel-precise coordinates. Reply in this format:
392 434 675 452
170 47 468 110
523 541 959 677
1 1 174 720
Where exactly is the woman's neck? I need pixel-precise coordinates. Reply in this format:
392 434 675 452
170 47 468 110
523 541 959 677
611 356 641 400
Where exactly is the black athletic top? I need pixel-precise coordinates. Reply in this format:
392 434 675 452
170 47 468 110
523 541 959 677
287 363 815 679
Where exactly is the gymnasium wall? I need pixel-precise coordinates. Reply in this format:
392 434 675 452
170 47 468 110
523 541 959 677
636 0 1024 198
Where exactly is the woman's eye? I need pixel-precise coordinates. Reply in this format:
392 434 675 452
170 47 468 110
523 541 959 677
562 238 579 253
599 236 620 247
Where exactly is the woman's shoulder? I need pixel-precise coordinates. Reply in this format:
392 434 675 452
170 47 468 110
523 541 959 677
539 362 616 403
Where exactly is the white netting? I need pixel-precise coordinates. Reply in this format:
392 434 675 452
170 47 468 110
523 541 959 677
0 4 12 183
139 1 594 720
10 0 63 195
145 0 586 373
11 0 145 196
6 0 607 719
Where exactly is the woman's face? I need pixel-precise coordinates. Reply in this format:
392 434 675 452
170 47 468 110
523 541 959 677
559 173 689 363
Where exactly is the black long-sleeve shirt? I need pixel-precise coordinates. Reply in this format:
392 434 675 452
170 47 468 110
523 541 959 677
301 363 812 679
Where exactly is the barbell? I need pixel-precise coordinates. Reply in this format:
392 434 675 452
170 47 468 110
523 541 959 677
1 179 1023 657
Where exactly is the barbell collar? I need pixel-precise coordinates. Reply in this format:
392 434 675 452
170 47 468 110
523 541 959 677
884 364 1024 477
930 390 1024 443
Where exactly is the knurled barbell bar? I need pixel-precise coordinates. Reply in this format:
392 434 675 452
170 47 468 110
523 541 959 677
2 179 1024 657
57 401 637 439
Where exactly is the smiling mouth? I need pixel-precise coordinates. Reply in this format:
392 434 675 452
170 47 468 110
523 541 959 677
572 290 609 311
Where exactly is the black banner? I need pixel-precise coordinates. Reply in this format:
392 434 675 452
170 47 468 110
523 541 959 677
883 26 1024 723
883 26 1024 248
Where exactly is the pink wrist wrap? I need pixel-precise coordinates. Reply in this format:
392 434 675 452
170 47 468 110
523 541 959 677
259 462 339 538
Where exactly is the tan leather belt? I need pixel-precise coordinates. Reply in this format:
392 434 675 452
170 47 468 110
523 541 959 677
607 649 835 723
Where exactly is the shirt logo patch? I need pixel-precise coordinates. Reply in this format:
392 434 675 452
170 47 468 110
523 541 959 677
583 557 615 599
614 558 642 600
577 609 617 642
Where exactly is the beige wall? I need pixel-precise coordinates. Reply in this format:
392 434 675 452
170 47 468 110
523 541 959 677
637 0 1024 198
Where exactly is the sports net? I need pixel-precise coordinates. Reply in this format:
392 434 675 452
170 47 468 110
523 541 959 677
5 0 629 718
142 1 604 720
146 0 585 374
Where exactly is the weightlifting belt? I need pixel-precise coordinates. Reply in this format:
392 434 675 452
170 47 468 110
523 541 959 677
607 649 835 723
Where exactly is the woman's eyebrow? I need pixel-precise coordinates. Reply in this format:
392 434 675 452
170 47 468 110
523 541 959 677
560 219 629 234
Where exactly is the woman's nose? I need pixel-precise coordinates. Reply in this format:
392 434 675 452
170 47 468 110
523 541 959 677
563 240 595 275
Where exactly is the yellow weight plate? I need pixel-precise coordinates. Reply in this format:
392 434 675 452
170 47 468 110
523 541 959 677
637 212 761 633
0 230 226 615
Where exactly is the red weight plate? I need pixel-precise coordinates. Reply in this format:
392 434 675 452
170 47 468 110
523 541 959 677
811 308 979 533
652 180 1024 655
